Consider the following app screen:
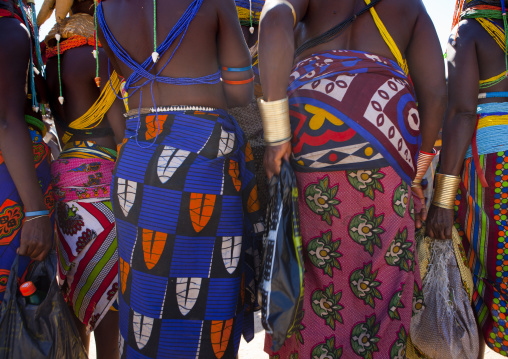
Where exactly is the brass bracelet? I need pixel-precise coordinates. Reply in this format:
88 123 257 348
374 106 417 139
432 173 461 210
411 149 438 189
258 97 292 146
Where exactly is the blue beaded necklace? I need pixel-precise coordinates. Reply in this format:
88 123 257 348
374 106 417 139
97 0 220 148
17 0 45 113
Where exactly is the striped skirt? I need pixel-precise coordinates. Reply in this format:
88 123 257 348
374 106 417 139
455 150 508 355
52 141 118 331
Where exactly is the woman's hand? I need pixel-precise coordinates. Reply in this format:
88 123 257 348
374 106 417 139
412 185 427 229
264 141 292 179
18 216 53 261
426 205 454 240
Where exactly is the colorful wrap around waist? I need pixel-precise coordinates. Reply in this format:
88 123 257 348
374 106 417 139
52 141 116 203
466 101 508 187
287 50 419 185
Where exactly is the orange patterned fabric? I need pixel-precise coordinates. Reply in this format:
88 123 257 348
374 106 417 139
113 109 264 357
45 35 102 59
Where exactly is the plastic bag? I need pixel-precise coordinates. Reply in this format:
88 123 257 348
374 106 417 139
0 252 87 359
410 231 479 359
260 161 304 352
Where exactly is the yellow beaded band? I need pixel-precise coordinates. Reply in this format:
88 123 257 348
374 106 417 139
411 149 438 189
260 0 297 28
258 97 292 146
432 173 461 210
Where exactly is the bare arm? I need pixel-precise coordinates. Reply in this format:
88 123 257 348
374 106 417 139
404 1 447 228
0 20 52 260
426 21 479 240
217 0 254 108
406 1 447 154
101 52 126 144
258 0 309 178
259 0 308 101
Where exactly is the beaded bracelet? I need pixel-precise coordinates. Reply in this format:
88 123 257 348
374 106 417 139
222 76 255 85
25 210 49 217
221 65 253 72
25 215 48 223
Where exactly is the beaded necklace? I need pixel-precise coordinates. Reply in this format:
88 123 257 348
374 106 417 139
46 35 101 59
451 1 508 87
16 0 44 112
94 0 100 87
97 0 221 148
236 0 264 33
97 0 219 93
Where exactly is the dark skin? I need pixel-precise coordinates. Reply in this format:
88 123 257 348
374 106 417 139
46 1 125 147
426 19 507 358
241 25 259 48
94 2 251 355
426 19 508 241
45 2 123 357
97 0 253 110
0 17 52 261
46 46 125 147
259 0 446 227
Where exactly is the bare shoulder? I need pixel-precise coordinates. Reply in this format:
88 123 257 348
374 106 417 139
389 0 423 17
209 0 236 16
456 18 488 41
0 19 30 68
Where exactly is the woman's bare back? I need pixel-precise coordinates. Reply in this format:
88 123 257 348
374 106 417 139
98 0 252 109
295 0 422 63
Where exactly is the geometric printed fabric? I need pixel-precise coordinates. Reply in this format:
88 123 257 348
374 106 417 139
455 150 508 356
0 132 55 303
265 166 421 358
52 148 118 332
287 50 421 186
112 110 263 358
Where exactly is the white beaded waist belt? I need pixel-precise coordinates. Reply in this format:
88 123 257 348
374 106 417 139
124 105 217 118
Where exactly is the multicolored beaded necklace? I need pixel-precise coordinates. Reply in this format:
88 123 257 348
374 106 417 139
452 1 508 87
236 0 265 33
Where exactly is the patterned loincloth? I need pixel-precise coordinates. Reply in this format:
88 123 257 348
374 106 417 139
266 167 421 358
266 49 423 358
0 129 54 303
52 141 118 331
113 109 263 358
287 50 420 185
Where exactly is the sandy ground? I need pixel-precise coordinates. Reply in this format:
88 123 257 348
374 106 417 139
87 312 503 359
485 348 506 359
88 312 269 359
